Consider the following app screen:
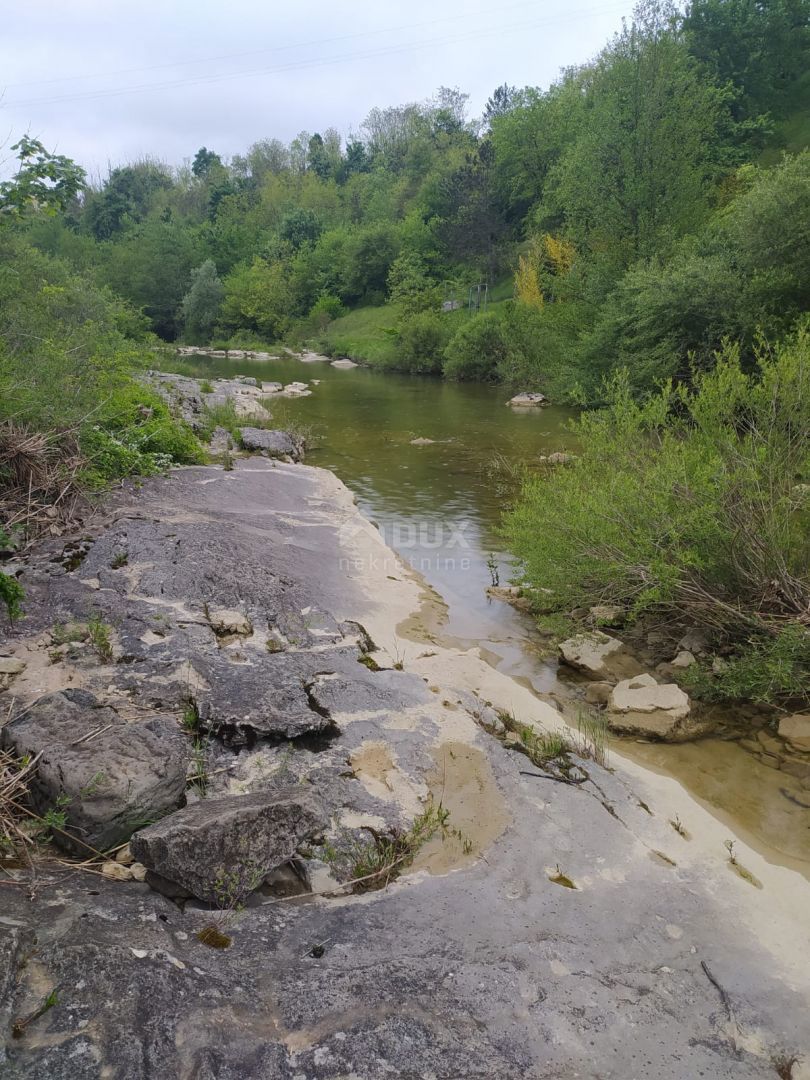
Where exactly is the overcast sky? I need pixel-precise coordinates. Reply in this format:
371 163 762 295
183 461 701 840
1 0 634 178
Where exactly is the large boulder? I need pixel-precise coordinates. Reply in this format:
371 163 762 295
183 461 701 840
238 427 303 460
778 714 810 753
130 788 327 903
607 674 692 740
0 689 189 855
558 632 625 679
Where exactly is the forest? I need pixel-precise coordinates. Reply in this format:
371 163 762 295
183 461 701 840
12 0 810 400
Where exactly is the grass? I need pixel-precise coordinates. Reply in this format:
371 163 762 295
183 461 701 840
87 613 113 662
322 801 451 892
319 303 402 366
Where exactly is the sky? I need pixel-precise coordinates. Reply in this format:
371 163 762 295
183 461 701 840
0 0 634 178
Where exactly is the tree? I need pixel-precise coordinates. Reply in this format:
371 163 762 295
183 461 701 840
84 161 173 240
192 147 223 178
544 0 732 271
0 137 85 219
483 84 519 126
180 260 225 342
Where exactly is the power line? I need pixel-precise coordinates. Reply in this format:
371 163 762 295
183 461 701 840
3 0 546 90
1 3 629 111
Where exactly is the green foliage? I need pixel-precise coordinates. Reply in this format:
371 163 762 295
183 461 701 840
0 572 24 622
685 624 810 704
180 260 225 343
503 329 810 703
396 312 451 374
0 137 86 220
87 613 113 662
443 312 511 381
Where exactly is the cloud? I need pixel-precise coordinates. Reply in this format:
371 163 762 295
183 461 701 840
0 0 632 174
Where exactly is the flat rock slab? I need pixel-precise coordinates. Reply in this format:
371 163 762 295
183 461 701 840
507 392 548 406
779 713 810 752
608 673 693 740
130 787 327 902
1 689 189 854
558 631 625 679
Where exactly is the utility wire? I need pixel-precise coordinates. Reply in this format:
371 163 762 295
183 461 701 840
2 3 629 111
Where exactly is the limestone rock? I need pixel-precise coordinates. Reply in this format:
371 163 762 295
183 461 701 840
671 650 696 669
778 713 810 753
589 605 624 626
130 788 327 903
238 427 303 460
608 674 692 740
331 358 358 369
102 861 133 881
0 689 189 855
0 656 26 689
585 681 612 706
208 426 234 452
207 608 252 637
559 632 625 679
507 392 548 407
539 451 575 465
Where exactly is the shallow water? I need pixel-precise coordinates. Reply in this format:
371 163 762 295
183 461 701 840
162 351 810 871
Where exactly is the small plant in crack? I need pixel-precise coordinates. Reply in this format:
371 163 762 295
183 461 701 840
670 815 689 838
87 613 113 662
188 737 209 798
772 1052 799 1080
110 551 128 569
486 552 500 588
724 838 763 888
549 864 577 889
321 802 451 893
197 860 267 948
357 653 381 672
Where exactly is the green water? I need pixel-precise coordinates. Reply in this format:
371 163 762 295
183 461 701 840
160 351 576 682
160 351 810 869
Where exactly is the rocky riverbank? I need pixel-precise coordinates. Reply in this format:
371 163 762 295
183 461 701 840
1 458 809 1077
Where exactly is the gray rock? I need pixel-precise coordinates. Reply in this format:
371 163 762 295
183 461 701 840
238 428 303 460
208 425 235 452
670 649 696 669
130 788 326 902
507 392 548 407
0 689 189 855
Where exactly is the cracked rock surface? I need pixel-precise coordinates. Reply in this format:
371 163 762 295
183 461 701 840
0 459 808 1078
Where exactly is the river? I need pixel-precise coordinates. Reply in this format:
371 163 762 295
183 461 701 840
162 350 810 875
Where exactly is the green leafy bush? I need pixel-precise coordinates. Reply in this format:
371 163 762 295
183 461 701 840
395 312 451 373
503 328 810 703
443 312 511 381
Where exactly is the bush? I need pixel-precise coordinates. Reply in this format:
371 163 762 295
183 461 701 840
395 312 450 373
443 312 511 381
503 328 810 704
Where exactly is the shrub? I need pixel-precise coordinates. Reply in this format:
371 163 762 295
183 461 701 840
443 312 511 381
395 312 451 373
503 328 810 704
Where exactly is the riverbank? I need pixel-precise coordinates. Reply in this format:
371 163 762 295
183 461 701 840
1 457 809 1077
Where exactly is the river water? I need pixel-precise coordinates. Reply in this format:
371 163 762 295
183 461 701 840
163 351 810 874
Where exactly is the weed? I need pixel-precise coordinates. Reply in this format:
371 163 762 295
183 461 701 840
772 1052 799 1079
323 802 451 893
724 838 763 888
574 709 608 767
222 449 233 471
110 551 128 569
87 613 113 662
181 703 199 731
188 737 208 797
266 635 284 654
0 571 24 622
549 864 577 889
486 553 500 588
670 815 689 838
51 622 89 645
357 653 381 672
199 380 214 394
12 988 59 1039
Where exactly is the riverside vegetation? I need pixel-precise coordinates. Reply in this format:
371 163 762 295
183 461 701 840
1 0 809 707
